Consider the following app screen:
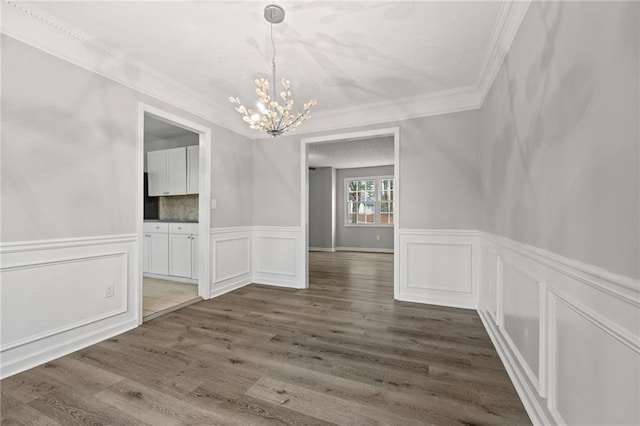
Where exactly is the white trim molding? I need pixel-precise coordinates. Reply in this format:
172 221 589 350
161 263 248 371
1 0 531 139
210 227 252 295
137 102 213 307
476 1 532 101
1 1 253 139
335 247 393 254
0 234 139 379
478 231 640 426
301 127 401 292
309 247 336 253
397 229 480 309
253 227 305 288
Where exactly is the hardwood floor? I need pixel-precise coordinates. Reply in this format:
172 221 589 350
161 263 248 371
1 251 531 425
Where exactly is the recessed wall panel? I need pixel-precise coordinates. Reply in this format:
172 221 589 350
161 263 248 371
502 260 541 383
553 300 640 425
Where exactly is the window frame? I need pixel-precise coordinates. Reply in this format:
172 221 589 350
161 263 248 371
344 175 395 227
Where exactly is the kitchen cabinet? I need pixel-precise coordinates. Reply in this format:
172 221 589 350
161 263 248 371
187 145 199 194
191 234 199 279
142 222 170 275
169 233 192 278
147 147 187 196
168 222 199 279
144 222 198 281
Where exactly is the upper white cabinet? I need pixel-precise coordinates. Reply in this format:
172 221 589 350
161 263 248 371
187 145 199 194
147 147 188 196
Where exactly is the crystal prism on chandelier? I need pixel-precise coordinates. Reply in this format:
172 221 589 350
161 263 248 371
230 4 317 138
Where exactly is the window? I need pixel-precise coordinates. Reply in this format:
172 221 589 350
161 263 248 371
345 176 394 226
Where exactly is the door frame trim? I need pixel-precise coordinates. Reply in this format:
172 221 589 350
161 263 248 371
299 127 400 295
136 102 212 324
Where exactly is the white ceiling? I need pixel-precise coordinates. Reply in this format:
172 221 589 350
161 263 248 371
308 136 394 169
22 1 508 136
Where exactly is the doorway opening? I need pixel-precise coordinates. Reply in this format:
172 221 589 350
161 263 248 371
137 103 212 323
300 128 400 296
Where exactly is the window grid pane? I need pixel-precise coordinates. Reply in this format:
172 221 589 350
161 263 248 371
346 177 394 225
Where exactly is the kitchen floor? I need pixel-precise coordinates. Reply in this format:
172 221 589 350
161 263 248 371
143 277 199 320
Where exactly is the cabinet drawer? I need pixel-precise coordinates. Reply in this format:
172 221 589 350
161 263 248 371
169 223 198 234
143 222 169 233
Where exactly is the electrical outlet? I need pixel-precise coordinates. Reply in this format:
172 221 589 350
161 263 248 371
376 235 380 241
104 282 115 298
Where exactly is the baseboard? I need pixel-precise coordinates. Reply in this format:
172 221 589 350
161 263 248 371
478 309 549 426
143 273 197 285
209 276 252 299
309 247 336 252
395 292 477 310
143 297 202 322
0 318 138 379
335 247 394 253
252 277 305 289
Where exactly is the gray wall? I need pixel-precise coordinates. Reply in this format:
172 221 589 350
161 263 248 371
336 166 394 250
478 1 639 279
253 111 481 230
308 167 334 249
1 35 253 242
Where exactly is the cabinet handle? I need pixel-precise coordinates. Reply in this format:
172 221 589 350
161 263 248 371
163 192 169 195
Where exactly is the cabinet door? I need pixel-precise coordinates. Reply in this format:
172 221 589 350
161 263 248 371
147 150 167 196
191 234 199 279
166 147 187 195
142 234 151 273
169 233 192 278
148 232 169 275
187 145 199 194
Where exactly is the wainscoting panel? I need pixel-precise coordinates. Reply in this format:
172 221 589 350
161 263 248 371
397 229 480 309
480 244 500 324
501 259 545 396
549 293 640 426
253 227 304 288
210 227 252 298
479 232 640 425
0 235 139 379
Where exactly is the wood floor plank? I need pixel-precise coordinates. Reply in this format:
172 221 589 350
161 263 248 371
0 393 61 426
1 251 531 425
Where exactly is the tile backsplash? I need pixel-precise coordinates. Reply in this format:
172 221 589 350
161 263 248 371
159 195 199 221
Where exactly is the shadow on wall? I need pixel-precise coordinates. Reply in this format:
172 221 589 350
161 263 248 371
489 1 594 244
3 76 132 240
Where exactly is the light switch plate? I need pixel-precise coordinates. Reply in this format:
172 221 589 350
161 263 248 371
211 198 217 209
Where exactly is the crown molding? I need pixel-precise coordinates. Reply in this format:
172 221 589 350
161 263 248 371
1 0 531 141
288 86 483 137
1 1 256 140
476 0 532 102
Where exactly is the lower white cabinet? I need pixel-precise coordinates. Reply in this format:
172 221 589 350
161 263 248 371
191 235 199 279
143 221 198 280
169 233 193 278
143 222 170 275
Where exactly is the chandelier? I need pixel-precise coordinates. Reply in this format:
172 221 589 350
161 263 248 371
230 4 317 138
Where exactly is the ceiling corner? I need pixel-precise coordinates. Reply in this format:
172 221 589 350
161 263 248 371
475 0 532 103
